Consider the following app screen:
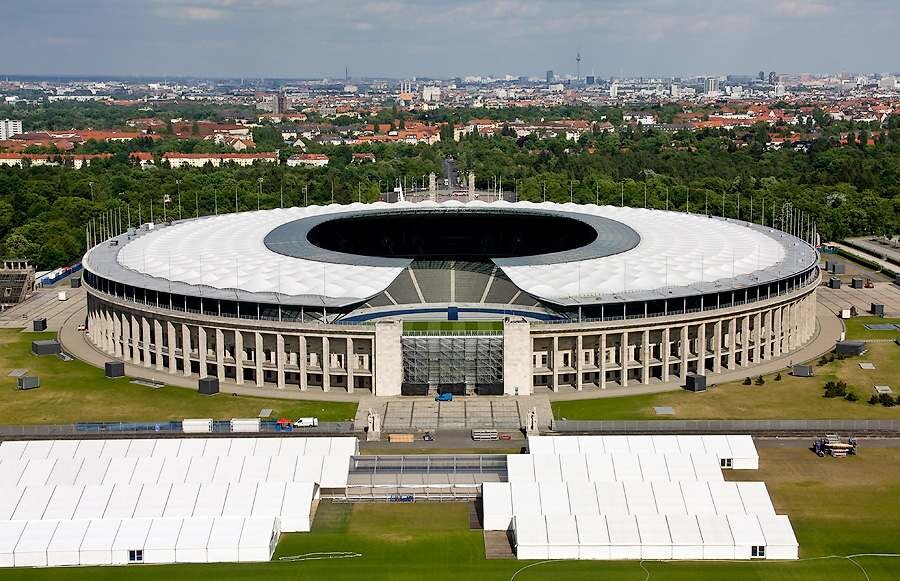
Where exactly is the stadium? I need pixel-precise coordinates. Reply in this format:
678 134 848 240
82 199 820 397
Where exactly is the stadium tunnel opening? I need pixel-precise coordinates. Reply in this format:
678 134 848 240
306 211 598 262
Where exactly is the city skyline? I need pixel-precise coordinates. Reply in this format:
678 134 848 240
2 0 898 79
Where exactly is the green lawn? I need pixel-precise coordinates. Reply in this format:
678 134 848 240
843 316 900 341
403 320 503 332
553 342 900 421
3 448 898 580
0 330 358 424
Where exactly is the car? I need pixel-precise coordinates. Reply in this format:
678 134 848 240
423 432 435 442
435 392 453 402
293 417 319 428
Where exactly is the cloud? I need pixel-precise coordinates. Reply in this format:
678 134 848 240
775 0 833 16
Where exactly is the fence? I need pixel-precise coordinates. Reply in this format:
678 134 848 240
0 420 354 438
551 419 900 435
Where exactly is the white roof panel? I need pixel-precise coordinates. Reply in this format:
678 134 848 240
193 483 230 517
0 486 24 520
727 513 765 545
44 484 86 520
251 482 286 518
551 437 581 455
240 456 272 483
212 456 244 484
202 438 232 457
130 456 166 485
48 440 80 459
512 515 547 546
676 436 707 455
145 518 183 550
526 436 555 455
664 454 697 481
691 454 725 481
281 482 316 531
532 454 562 482
757 515 798 546
112 518 152 551
708 482 746 515
14 520 58 558
510 482 542 516
176 439 207 457
505 455 535 483
163 482 201 518
701 436 733 460
45 458 85 487
650 436 681 455
251 438 282 457
0 521 26 558
726 435 759 459
21 440 54 460
99 439 131 459
73 484 114 519
46 519 90 558
125 439 157 458
545 514 579 546
482 482 513 519
320 455 351 488
680 481 717 516
12 486 54 520
102 457 138 485
266 455 298 483
0 441 27 463
176 517 214 551
278 439 307 456
329 438 358 457
150 439 182 457
627 436 656 455
611 454 643 482
624 482 658 515
538 481 570 516
576 436 605 455
585 453 615 483
558 453 589 482
736 482 776 516
595 482 628 516
73 440 106 460
158 457 191 484
696 514 734 546
605 514 640 544
0 460 27 488
566 480 599 516
227 439 256 457
103 484 142 518
636 513 671 544
639 454 669 481
666 514 703 545
601 436 630 455
304 438 332 456
206 517 244 554
187 456 220 484
294 455 324 483
80 518 121 552
575 513 609 544
222 482 257 517
18 458 56 487
73 457 111 486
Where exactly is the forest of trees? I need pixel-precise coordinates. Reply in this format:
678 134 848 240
0 104 898 269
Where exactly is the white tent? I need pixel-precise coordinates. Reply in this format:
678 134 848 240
48 440 80 457
546 514 579 559
206 517 244 563
130 456 165 485
133 483 173 518
638 454 669 481
585 454 615 483
251 482 286 518
575 514 609 560
606 514 641 560
305 438 332 456
21 440 53 461
202 439 232 457
175 517 215 563
700 436 733 467
0 521 26 567
143 518 183 564
222 482 257 517
726 435 759 470
526 435 555 455
187 456 220 484
601 436 630 454
675 436 706 456
576 436 605 456
79 518 121 565
74 458 111 486
238 517 279 562
150 439 182 458
163 483 201 518
329 437 359 457
212 456 245 484
45 458 85 487
680 482 717 516
46 519 89 566
279 438 307 457
650 436 680 455
728 513 766 559
513 515 549 559
295 455 324 483
43 484 86 520
566 480 599 517
736 482 776 517
627 436 655 455
240 456 271 483
0 486 24 520
510 482 542 517
691 454 725 481
176 439 206 458
73 484 114 520
664 454 697 481
125 439 157 458
18 458 55 487
193 483 229 517
13 520 58 567
0 442 27 463
158 457 191 484
666 514 704 559
0 460 26 487
111 518 153 565
538 481 570 516
102 457 138 486
623 482 657 515
611 454 642 482
558 453 588 482
321 456 351 488
595 482 628 516
531 454 562 483
636 514 672 559
757 515 798 560
505 454 535 482
266 455 298 483
228 439 256 457
251 438 282 458
99 439 130 459
12 486 54 521
651 481 687 515
708 482 746 516
482 483 513 531
696 514 735 559
280 482 317 533
103 483 142 519
552 437 581 456
73 440 105 460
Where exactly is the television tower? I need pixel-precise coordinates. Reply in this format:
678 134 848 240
576 51 582 82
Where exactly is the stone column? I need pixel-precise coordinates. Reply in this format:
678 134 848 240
741 316 751 367
697 323 707 376
576 335 584 390
599 333 607 389
727 318 737 370
753 312 762 363
713 320 722 373
113 312 123 357
679 325 689 381
373 321 402 396
154 320 164 371
550 336 559 392
620 331 629 387
347 337 355 394
132 315 142 365
322 336 331 392
141 317 152 367
276 333 285 389
503 319 531 395
216 329 225 382
254 332 264 387
772 307 783 357
181 323 191 376
234 330 244 385
760 311 770 361
167 322 177 374
299 335 308 391
198 326 208 378
661 328 670 382
121 314 131 362
641 330 650 384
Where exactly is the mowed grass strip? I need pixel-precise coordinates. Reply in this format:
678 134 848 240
0 330 357 424
3 449 898 580
403 320 503 332
553 342 900 420
843 316 900 341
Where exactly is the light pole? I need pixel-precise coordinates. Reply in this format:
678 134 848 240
257 177 263 210
89 182 94 202
176 179 182 220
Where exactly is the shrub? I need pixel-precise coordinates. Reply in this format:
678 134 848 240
774 373 782 381
743 377 752 385
844 392 858 402
818 356 829 366
868 394 879 405
828 354 835 363
755 375 765 385
878 393 896 407
824 380 848 398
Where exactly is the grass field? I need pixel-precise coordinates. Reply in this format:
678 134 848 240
403 320 503 332
553 342 900 420
0 330 358 424
3 448 898 580
843 316 900 341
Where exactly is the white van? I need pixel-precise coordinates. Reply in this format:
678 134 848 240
293 417 319 428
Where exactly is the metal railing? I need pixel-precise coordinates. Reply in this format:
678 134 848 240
0 420 355 438
551 419 900 434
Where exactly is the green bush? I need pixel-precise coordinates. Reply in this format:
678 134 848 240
755 375 765 385
878 393 896 407
869 394 880 405
844 392 859 402
824 380 848 398
743 377 752 385
774 372 782 381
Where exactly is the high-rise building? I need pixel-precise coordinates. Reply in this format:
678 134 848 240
609 82 619 98
758 71 765 81
269 93 288 114
546 70 554 83
774 83 786 97
422 86 441 102
670 83 680 98
768 71 777 84
585 75 595 85
0 119 23 140
704 77 720 96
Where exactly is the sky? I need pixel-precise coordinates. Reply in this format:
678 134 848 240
1 0 897 79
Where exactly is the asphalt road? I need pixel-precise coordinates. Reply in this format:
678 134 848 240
754 436 900 448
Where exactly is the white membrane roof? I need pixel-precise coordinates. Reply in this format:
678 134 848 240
86 200 815 307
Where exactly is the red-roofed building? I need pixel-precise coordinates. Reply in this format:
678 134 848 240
162 152 278 168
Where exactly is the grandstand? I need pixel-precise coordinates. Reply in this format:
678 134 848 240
0 260 35 311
